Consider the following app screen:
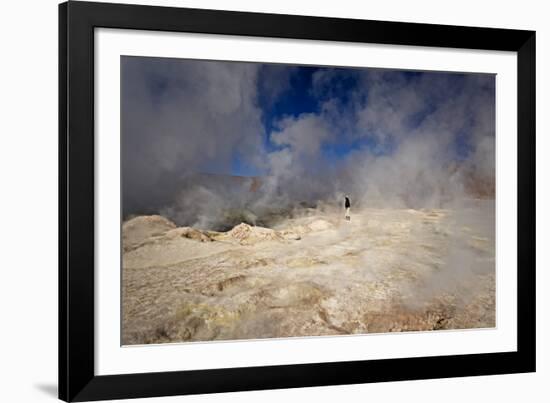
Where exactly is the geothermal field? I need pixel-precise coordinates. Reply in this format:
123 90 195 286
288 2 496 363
120 56 497 345
122 200 495 345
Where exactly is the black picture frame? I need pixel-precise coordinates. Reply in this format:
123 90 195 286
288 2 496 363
59 1 536 401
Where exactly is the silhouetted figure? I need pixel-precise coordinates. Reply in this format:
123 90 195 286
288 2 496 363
345 195 351 221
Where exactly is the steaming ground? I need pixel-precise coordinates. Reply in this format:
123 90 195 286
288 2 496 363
122 200 495 345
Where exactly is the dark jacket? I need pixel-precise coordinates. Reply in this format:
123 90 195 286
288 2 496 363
345 197 351 208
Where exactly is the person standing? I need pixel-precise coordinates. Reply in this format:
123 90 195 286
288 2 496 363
345 195 351 221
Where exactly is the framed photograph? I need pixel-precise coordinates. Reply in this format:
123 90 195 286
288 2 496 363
59 1 535 401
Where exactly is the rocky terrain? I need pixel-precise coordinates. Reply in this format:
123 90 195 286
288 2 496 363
122 201 495 345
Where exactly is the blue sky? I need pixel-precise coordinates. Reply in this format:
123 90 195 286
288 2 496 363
227 64 491 177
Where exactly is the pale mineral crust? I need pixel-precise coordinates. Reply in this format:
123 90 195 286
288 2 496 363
122 201 495 345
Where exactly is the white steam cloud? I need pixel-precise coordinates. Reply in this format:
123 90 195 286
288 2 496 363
121 57 495 230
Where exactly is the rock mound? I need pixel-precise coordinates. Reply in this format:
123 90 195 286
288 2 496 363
122 215 176 251
225 223 301 244
227 223 283 245
163 227 213 243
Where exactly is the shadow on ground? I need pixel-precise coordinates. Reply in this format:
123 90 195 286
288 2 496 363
34 383 57 399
